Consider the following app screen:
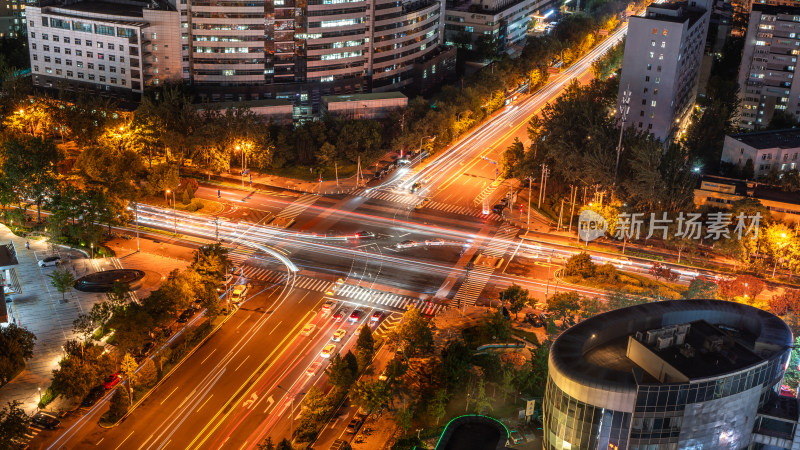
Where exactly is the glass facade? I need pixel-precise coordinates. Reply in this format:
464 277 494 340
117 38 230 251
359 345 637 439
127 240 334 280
544 356 789 450
543 376 632 449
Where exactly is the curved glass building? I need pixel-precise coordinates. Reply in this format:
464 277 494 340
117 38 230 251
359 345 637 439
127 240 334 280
544 300 793 450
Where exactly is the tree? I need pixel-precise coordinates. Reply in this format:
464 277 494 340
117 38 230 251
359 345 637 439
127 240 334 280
137 358 158 389
0 324 36 385
499 138 525 179
355 325 376 370
326 352 357 388
578 296 606 319
72 314 96 344
718 274 765 301
528 341 550 397
295 385 332 442
106 282 131 311
605 289 650 311
683 277 719 299
48 268 75 303
546 292 581 321
191 243 231 283
107 386 130 421
0 400 30 448
564 252 595 278
649 263 678 282
500 284 529 319
481 309 512 342
1 136 62 222
428 388 449 425
276 439 293 450
89 301 113 336
257 437 276 450
472 378 493 415
120 353 139 404
441 340 472 388
51 343 114 399
350 380 392 412
395 308 434 357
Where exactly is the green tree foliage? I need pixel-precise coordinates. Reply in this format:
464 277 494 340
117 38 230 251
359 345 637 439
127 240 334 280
682 277 720 299
350 380 392 412
48 267 75 303
591 39 625 79
499 138 525 179
472 378 493 415
120 353 138 403
564 252 595 278
137 358 158 389
89 301 113 336
326 352 358 388
546 292 581 321
355 325 376 370
295 386 332 442
1 136 62 221
51 341 114 399
72 314 96 344
394 308 434 357
191 243 231 284
480 310 512 342
107 386 130 421
0 325 36 385
0 400 30 448
440 340 472 389
500 284 529 319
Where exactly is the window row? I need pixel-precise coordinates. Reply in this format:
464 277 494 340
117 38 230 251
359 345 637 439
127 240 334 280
31 55 125 73
33 66 126 85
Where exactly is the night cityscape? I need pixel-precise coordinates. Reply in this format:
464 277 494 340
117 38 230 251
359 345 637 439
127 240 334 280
0 0 799 446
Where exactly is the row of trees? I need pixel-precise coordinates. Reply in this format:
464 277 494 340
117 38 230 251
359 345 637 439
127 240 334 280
50 244 230 404
0 325 36 386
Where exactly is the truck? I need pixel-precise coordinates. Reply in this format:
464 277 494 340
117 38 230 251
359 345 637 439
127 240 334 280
230 284 249 303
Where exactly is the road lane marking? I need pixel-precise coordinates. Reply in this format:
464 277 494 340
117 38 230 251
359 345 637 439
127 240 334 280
95 438 104 446
177 389 197 410
200 349 217 365
268 321 283 335
196 394 214 413
114 431 134 450
136 433 154 450
238 441 249 450
264 396 275 414
234 355 250 372
161 386 180 405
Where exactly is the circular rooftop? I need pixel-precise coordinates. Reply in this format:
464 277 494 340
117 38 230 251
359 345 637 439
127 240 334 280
74 269 145 292
550 299 792 397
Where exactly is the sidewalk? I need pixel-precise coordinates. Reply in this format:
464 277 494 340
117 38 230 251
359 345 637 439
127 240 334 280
0 225 107 415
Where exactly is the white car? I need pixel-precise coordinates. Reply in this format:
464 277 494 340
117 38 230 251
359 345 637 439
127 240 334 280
396 240 418 249
301 323 316 336
320 344 337 358
38 256 61 267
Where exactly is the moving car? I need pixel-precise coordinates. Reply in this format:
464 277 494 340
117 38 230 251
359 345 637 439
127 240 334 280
332 308 347 322
103 372 121 390
31 412 60 430
320 343 337 358
370 311 382 322
332 328 347 342
348 310 363 323
414 198 430 210
410 182 422 193
38 256 61 267
321 300 336 315
345 417 363 434
355 231 375 239
301 323 316 336
230 284 249 303
396 240 418 249
81 386 105 407
306 361 322 377
493 204 505 215
378 370 388 382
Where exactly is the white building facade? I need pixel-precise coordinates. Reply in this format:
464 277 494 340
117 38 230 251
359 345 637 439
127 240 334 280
721 128 800 177
26 1 181 97
444 0 546 56
616 0 712 141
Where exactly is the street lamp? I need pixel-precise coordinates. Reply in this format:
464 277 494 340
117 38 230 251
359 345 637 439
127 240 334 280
166 189 176 236
614 84 631 187
38 387 41 407
90 242 94 259
276 385 304 440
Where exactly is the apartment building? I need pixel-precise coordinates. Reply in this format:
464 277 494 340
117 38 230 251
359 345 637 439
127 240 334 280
444 0 545 57
1 0 27 37
27 0 453 113
26 1 181 98
737 4 800 130
616 0 712 141
721 128 800 177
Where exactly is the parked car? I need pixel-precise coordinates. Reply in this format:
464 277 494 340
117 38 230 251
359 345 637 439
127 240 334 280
301 323 316 336
31 412 60 430
103 372 121 390
81 386 105 407
306 361 322 377
332 328 347 342
320 344 337 358
38 256 61 267
345 417 363 434
348 310 363 323
355 407 370 420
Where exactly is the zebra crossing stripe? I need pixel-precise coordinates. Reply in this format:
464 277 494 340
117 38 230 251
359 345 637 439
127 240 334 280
276 194 318 219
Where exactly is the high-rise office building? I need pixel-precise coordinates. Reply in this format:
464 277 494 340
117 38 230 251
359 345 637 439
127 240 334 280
737 4 800 130
616 0 712 141
26 0 455 112
544 300 796 449
444 0 546 57
1 0 28 37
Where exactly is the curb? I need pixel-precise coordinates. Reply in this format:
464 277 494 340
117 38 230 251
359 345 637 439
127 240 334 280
98 310 238 428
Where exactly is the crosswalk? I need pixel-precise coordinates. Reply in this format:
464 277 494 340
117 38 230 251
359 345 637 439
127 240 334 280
239 265 334 293
350 188 420 205
473 179 504 206
483 224 519 258
275 194 318 220
426 201 487 217
451 265 495 307
332 283 444 316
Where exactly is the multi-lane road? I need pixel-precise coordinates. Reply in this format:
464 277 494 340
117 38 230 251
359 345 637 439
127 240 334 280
32 20 708 449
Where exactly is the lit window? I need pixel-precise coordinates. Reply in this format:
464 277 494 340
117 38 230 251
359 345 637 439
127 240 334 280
651 100 657 107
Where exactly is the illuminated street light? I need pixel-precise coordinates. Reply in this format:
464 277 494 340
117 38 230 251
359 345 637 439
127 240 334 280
166 189 177 236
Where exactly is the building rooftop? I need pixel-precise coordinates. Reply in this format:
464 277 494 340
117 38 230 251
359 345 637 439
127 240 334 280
47 0 172 17
550 300 791 391
729 127 800 150
697 175 800 206
639 1 708 27
753 3 800 16
759 393 800 422
0 243 18 268
322 92 407 103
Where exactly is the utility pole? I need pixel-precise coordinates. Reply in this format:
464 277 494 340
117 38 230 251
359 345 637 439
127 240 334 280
526 176 532 229
134 202 139 252
568 185 577 232
538 164 549 209
614 84 631 187
557 198 565 230
356 156 363 187
334 161 339 188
